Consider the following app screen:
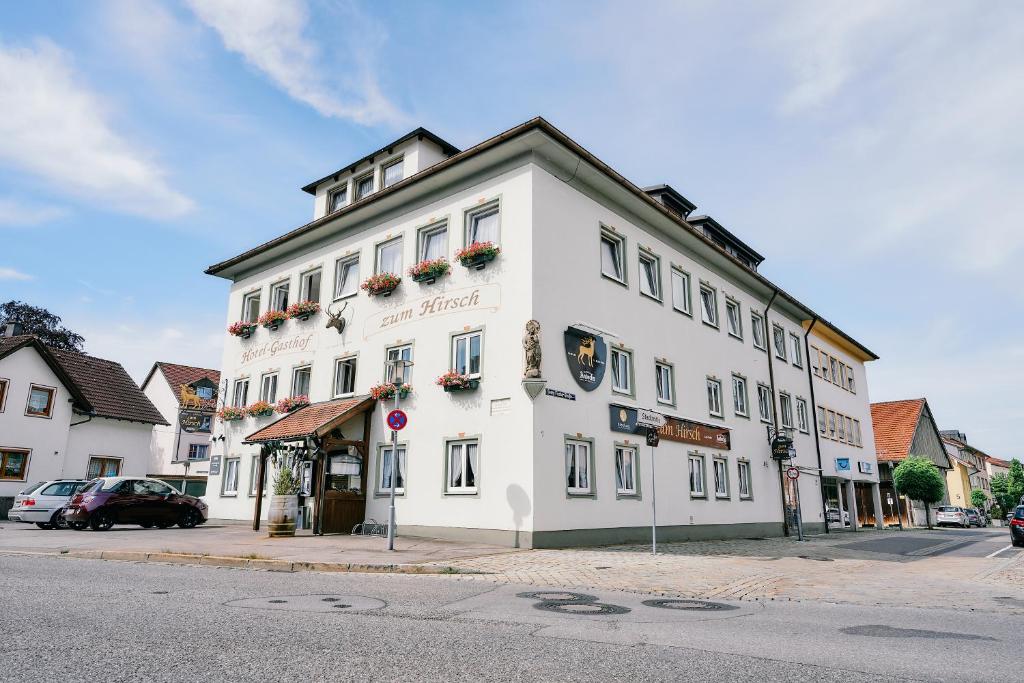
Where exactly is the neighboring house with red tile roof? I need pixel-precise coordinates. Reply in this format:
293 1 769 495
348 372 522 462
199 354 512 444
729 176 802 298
0 333 167 518
141 362 222 495
986 455 1011 479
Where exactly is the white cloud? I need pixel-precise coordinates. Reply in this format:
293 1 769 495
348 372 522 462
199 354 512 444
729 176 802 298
0 39 193 218
0 198 67 226
0 267 33 281
186 0 408 127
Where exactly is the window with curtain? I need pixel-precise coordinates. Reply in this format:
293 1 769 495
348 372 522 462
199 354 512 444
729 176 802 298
700 285 718 326
328 184 348 212
638 251 660 299
726 299 742 339
714 459 728 498
291 367 311 397
260 373 277 403
466 203 499 245
671 268 691 314
232 379 248 408
86 456 120 479
270 281 289 312
381 158 404 188
452 331 482 377
732 375 748 416
334 357 357 396
751 312 766 350
334 255 360 299
565 439 591 494
355 173 374 200
610 348 632 394
242 291 261 323
789 333 803 367
376 238 403 275
385 345 413 384
796 398 809 433
738 461 752 499
706 378 723 417
419 222 448 261
379 445 406 493
300 269 321 302
780 393 793 428
601 232 625 282
26 385 55 417
615 446 637 495
1 449 30 480
757 384 772 423
656 362 673 404
222 458 239 495
689 455 705 496
773 324 787 360
446 440 478 493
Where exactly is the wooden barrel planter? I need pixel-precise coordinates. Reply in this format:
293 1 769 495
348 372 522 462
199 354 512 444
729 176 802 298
267 495 298 537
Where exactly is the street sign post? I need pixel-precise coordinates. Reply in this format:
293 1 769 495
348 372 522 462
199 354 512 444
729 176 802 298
637 408 666 429
646 426 660 555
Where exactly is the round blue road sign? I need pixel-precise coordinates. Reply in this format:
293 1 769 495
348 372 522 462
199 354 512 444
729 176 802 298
386 409 408 431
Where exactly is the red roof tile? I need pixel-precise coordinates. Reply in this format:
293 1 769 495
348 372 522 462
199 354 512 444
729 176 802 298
154 362 221 411
245 396 375 443
870 399 926 463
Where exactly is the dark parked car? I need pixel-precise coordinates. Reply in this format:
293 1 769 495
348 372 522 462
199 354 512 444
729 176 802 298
1010 506 1024 548
63 477 208 531
965 508 985 528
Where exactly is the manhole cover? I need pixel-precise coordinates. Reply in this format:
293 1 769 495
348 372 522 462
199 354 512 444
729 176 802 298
268 599 288 604
642 599 738 611
516 591 596 603
534 601 630 616
332 604 352 609
224 594 385 613
151 591 169 595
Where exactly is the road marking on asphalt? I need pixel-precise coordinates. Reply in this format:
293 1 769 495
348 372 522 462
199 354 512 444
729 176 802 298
905 538 970 556
986 545 1014 558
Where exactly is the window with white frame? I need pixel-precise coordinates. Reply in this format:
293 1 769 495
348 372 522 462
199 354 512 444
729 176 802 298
837 412 846 441
725 298 742 339
232 379 249 408
830 357 840 385
638 251 661 300
757 383 772 423
565 439 591 495
615 445 637 496
732 375 748 416
188 443 209 461
655 362 674 404
385 344 413 384
713 458 729 498
738 460 752 499
789 333 803 368
381 158 404 188
610 347 632 395
291 366 311 398
249 456 268 496
375 237 403 275
328 184 348 212
354 172 374 200
772 324 787 360
270 280 290 311
379 444 406 493
259 373 277 403
689 454 705 497
817 406 827 435
334 254 360 299
241 291 261 323
418 221 448 261
796 398 809 433
600 229 625 283
706 378 723 417
222 458 239 495
299 268 321 303
700 284 718 327
810 346 821 376
333 357 357 396
446 440 478 493
466 201 500 245
853 419 862 446
451 330 482 377
827 410 837 439
751 311 766 350
671 267 691 314
779 393 794 428
848 368 857 394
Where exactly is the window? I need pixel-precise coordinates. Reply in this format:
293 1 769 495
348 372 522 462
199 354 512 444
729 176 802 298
732 375 748 416
328 184 348 212
299 268 322 303
671 268 691 314
0 378 7 412
706 378 723 417
260 373 278 403
232 379 248 408
565 439 591 495
379 445 407 494
418 221 448 261
196 386 214 399
810 346 821 376
790 333 803 368
827 410 837 439
853 420 862 447
751 312 766 351
381 158 403 188
779 393 793 429
333 357 357 396
830 357 840 385
291 366 311 398
188 444 209 461
699 284 718 327
610 347 632 395
0 449 29 480
796 398 809 433
713 458 729 498
600 230 626 283
837 413 846 442
249 456 268 496
270 280 290 311
385 344 413 385
615 445 638 496
446 440 478 494
86 456 120 478
655 362 674 404
26 385 55 417
848 369 857 394
354 172 374 200
845 416 854 444
817 406 827 435
772 324 787 361
757 384 773 423
334 255 360 299
466 201 500 245
738 461 752 499
638 251 661 300
689 455 705 497
375 237 403 275
241 291 261 323
725 299 742 339
452 331 482 377
222 458 239 495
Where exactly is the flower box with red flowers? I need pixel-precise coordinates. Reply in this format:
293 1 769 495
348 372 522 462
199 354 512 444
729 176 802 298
274 395 310 414
436 371 479 393
287 300 321 321
408 258 450 284
258 309 288 330
246 400 274 418
361 273 402 297
370 383 412 401
455 241 500 270
218 406 246 422
228 321 258 339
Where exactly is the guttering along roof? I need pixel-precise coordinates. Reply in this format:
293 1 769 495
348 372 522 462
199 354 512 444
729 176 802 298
206 117 877 362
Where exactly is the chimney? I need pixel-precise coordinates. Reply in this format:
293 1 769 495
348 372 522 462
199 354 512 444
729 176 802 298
1 321 25 337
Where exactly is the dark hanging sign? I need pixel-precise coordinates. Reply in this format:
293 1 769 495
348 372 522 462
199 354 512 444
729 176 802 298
179 410 211 433
563 326 607 391
646 428 660 448
772 436 794 460
609 404 731 450
208 455 221 476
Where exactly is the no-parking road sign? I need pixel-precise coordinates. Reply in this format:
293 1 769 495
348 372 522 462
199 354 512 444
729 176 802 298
386 409 408 431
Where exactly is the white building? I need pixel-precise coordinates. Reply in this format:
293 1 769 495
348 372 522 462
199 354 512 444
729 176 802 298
203 119 883 547
0 330 168 517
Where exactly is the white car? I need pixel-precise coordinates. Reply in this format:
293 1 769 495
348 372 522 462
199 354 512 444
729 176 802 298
7 479 90 529
826 508 851 526
935 505 969 528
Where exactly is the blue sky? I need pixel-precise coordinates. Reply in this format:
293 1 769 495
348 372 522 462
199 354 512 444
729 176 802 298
2 1 1022 458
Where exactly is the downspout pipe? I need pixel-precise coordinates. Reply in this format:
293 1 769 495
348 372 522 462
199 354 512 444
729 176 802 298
763 289 789 536
802 317 829 534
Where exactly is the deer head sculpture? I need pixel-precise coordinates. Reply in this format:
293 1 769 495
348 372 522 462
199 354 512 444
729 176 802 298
325 300 349 334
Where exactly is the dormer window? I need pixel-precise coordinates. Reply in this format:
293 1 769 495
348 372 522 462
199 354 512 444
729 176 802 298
354 173 374 200
328 185 348 212
381 158 404 189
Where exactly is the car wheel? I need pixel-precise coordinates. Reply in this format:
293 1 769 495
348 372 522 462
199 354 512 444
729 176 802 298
51 511 69 530
89 511 115 531
139 522 154 529
178 509 199 529
35 522 53 530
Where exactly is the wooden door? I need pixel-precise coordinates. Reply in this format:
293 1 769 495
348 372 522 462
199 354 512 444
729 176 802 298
322 490 366 534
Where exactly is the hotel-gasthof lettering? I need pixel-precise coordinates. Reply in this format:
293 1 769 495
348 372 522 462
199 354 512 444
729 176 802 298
204 118 884 547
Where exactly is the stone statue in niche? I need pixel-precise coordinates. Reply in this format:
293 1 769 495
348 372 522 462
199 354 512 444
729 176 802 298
523 319 542 378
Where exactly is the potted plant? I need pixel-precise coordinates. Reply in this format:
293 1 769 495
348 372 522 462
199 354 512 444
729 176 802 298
246 400 274 418
217 406 245 422
455 241 501 270
408 257 450 285
274 395 310 414
258 309 288 330
286 300 321 321
268 466 300 538
227 321 258 339
436 371 479 392
370 383 412 401
361 272 402 297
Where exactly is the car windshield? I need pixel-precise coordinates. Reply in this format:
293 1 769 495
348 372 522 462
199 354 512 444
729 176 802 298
1014 507 1024 520
40 481 86 497
937 506 957 512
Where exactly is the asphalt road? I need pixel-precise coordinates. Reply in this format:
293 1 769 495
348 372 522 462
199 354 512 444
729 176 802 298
1 554 1019 682
837 526 1021 559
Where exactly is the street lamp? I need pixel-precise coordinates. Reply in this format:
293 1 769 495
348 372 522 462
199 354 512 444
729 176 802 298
386 357 413 551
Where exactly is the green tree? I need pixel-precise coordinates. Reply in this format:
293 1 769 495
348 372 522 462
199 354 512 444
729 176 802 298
0 301 85 352
893 455 947 529
992 473 1014 512
970 489 988 509
1008 459 1024 508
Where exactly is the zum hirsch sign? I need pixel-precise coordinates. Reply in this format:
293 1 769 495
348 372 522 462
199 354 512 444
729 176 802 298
364 284 500 338
609 404 731 450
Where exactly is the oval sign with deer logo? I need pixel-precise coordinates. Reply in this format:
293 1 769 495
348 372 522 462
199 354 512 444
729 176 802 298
563 326 607 391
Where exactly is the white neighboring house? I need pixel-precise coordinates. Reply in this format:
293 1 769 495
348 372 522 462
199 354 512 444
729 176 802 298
0 329 168 518
141 362 221 497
